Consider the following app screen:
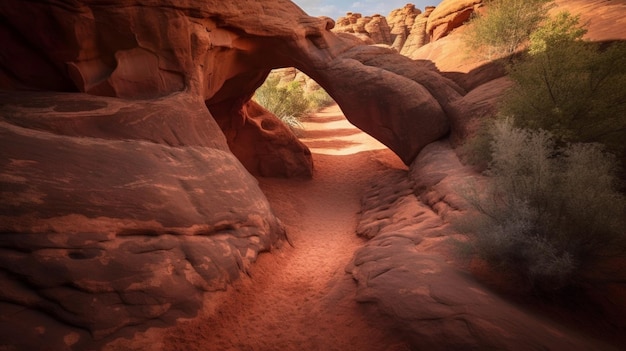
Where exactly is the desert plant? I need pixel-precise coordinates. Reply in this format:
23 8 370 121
463 0 552 59
457 119 626 292
253 72 334 132
306 88 335 110
502 14 626 158
528 11 587 55
254 76 310 122
456 118 495 169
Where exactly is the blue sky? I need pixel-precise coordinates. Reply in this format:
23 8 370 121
292 0 443 19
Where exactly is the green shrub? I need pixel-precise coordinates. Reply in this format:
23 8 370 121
463 0 552 59
456 118 495 169
502 14 626 159
253 72 334 132
528 11 587 55
457 119 626 291
254 76 310 122
307 88 335 110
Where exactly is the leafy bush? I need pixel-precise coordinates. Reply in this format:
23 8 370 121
253 72 334 132
457 119 626 291
463 0 552 59
456 118 495 169
306 88 335 110
528 11 587 54
503 36 626 159
253 76 310 127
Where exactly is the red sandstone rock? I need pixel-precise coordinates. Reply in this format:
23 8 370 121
0 91 287 350
334 13 393 45
0 1 465 348
426 0 483 41
309 44 462 163
211 99 313 178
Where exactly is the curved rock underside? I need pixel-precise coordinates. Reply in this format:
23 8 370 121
0 0 466 349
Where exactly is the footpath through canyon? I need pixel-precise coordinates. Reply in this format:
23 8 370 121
104 104 412 351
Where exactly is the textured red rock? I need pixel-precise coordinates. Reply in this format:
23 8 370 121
0 91 286 350
426 0 483 41
0 0 466 348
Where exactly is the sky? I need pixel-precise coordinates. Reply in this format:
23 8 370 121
292 0 443 19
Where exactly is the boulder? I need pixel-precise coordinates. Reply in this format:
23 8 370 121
210 99 314 178
0 91 286 350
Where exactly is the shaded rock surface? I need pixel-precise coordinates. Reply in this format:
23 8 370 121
0 0 461 168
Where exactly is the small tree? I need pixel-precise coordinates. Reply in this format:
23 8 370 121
464 0 553 59
502 13 626 159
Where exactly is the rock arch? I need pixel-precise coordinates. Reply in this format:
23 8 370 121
0 0 466 348
1 0 465 172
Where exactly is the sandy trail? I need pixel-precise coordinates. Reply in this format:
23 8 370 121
159 104 409 351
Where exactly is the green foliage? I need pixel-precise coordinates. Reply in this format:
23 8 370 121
254 76 310 125
464 0 552 59
306 88 335 110
456 118 494 169
528 11 587 54
457 119 626 291
253 73 334 132
503 32 626 158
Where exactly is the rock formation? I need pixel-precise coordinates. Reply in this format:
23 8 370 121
333 1 484 55
333 13 392 45
427 0 483 41
0 0 472 349
0 91 287 350
387 4 422 51
400 6 436 55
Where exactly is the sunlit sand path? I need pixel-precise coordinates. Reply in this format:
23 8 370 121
157 104 409 351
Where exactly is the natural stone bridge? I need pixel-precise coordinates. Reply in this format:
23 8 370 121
0 0 470 346
0 0 497 349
